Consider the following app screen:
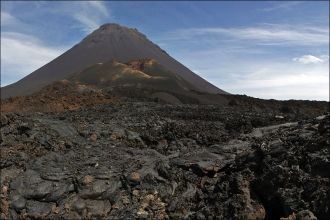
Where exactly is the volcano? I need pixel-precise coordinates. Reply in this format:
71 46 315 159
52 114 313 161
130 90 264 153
1 24 330 220
1 23 227 99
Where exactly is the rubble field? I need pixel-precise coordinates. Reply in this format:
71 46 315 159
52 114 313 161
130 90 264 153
1 100 329 219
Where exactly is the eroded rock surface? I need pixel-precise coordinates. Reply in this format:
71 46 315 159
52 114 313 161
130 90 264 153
1 102 329 219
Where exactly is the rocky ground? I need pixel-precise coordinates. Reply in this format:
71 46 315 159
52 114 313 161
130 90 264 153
1 100 329 219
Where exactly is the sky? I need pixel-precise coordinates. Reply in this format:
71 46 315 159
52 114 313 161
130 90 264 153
1 1 329 101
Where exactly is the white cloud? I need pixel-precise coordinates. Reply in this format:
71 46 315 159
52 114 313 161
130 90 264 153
159 22 329 100
73 13 100 33
0 3 112 86
174 46 329 100
293 55 329 64
1 32 68 86
87 1 109 17
71 1 110 33
1 11 20 26
320 55 330 60
215 61 329 101
261 2 302 12
160 33 329 100
165 24 329 46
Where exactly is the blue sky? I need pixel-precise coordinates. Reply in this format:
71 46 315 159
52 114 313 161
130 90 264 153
1 1 329 100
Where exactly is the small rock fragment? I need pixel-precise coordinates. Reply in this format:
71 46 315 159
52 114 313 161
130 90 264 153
90 133 97 142
128 172 141 184
11 195 26 211
296 210 317 220
73 199 86 213
83 175 94 185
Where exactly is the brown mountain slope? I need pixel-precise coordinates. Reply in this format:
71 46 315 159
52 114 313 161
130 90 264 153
0 80 115 113
69 59 198 92
1 23 227 99
0 58 218 112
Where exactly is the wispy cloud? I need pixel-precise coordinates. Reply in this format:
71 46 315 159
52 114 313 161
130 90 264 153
157 21 329 100
1 11 20 26
0 11 69 86
173 44 329 101
164 24 329 46
293 54 329 64
219 61 329 100
1 32 68 86
71 1 110 33
73 13 100 33
1 3 111 86
261 2 302 12
87 1 109 17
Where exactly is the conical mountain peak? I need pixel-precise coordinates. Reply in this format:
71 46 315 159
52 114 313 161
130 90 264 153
98 23 140 32
1 23 226 99
93 23 134 34
99 23 123 30
83 23 147 44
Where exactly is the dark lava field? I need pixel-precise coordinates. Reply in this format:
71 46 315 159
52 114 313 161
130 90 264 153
1 22 329 220
1 99 329 220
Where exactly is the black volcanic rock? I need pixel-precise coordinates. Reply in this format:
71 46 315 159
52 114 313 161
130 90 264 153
1 23 226 99
1 101 329 219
